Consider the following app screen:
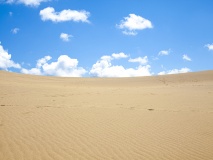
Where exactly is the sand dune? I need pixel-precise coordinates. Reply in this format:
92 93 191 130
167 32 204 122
0 70 213 160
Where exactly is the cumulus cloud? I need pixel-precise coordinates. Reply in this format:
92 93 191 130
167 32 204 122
158 67 191 75
158 49 170 56
21 55 86 77
21 68 41 75
111 52 128 59
36 55 51 68
40 7 90 23
117 14 153 36
6 0 49 6
90 53 151 77
128 56 148 65
0 44 21 70
11 28 19 34
205 44 213 51
182 54 192 61
60 33 72 42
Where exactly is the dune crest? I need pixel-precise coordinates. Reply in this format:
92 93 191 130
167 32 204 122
0 71 213 160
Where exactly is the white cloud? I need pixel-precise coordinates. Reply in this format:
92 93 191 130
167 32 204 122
90 53 151 77
21 56 54 75
100 55 112 61
60 33 72 42
11 28 19 34
158 49 170 56
40 7 90 23
158 67 191 75
21 68 41 75
0 44 21 70
128 56 148 65
6 0 49 6
122 30 137 36
111 52 128 59
157 71 166 75
21 55 86 77
182 54 192 61
36 55 51 68
117 14 153 36
205 44 213 51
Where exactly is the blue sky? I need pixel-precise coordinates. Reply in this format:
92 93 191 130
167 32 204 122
0 0 213 77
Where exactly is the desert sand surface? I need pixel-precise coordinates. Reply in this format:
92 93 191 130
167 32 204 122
0 70 213 160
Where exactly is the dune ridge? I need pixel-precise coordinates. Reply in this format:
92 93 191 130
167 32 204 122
0 70 213 160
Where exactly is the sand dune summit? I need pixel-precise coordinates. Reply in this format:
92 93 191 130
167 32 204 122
0 70 213 160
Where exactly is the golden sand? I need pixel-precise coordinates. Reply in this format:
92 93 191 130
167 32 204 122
0 70 213 160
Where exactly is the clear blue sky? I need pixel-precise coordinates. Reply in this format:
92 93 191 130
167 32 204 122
0 0 213 77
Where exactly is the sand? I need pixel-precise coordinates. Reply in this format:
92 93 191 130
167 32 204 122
0 70 213 160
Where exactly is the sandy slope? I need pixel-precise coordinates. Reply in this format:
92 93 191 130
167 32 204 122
0 70 213 160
